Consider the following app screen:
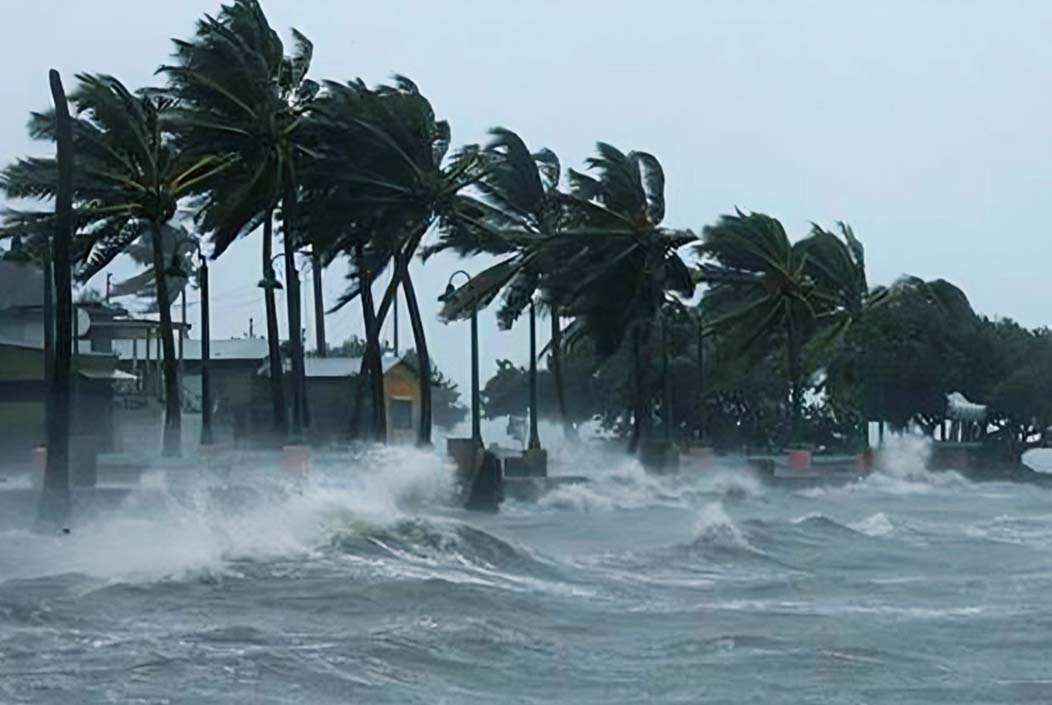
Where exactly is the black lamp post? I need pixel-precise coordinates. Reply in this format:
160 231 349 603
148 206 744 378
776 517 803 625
528 298 541 451
168 241 212 446
260 252 306 439
442 270 481 448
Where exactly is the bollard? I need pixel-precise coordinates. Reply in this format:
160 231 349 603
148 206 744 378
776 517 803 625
788 449 812 472
32 445 47 490
686 445 713 471
282 444 311 477
855 449 875 475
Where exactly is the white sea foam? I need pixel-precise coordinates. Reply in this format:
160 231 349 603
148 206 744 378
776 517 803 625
693 502 756 552
849 512 896 537
0 445 454 583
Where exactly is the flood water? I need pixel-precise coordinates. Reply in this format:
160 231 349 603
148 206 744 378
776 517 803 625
1 438 1050 704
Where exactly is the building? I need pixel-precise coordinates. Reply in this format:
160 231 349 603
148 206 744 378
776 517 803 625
260 354 421 445
111 336 269 447
0 260 134 481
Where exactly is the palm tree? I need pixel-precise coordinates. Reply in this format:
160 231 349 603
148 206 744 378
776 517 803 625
798 222 886 446
43 70 73 526
526 143 696 453
697 211 823 446
299 76 485 446
1 74 231 458
427 127 577 440
163 0 317 440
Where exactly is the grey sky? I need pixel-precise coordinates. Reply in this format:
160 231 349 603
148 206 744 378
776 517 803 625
2 1 1050 392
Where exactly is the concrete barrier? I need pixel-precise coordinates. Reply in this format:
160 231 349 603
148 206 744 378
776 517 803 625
32 446 46 490
788 449 813 472
282 445 311 476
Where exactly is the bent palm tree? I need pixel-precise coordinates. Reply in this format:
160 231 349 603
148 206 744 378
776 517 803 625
163 0 318 439
1 74 231 457
428 127 578 439
697 211 819 446
526 143 696 452
300 76 485 445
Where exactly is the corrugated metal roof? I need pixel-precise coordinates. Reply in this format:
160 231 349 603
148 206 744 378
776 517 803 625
112 337 268 362
303 355 411 378
258 354 414 378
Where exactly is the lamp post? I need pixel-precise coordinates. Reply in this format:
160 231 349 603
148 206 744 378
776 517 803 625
168 241 212 446
260 252 306 439
528 297 541 451
441 270 481 448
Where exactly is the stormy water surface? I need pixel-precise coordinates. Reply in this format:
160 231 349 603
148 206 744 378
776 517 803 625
1 437 1050 704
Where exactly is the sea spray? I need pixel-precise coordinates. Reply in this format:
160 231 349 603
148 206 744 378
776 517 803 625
0 445 456 583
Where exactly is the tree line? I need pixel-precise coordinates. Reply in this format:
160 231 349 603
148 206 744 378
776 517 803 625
2 0 1045 476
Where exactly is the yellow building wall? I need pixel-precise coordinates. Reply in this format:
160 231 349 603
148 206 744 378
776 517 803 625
383 362 420 444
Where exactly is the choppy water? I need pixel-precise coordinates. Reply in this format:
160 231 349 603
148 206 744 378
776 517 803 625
2 437 1051 704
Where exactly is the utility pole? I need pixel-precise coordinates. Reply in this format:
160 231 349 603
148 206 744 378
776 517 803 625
105 272 112 304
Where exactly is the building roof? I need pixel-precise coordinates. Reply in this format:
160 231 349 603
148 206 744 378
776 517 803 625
79 368 138 381
305 355 413 378
112 337 268 362
0 335 43 351
258 354 415 379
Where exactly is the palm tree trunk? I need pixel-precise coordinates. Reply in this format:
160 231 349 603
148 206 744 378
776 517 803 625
628 326 645 454
351 233 425 393
262 213 288 439
282 235 304 438
151 222 181 458
397 255 432 446
312 253 327 357
357 245 387 441
40 69 72 526
787 317 803 447
549 306 574 440
281 178 306 438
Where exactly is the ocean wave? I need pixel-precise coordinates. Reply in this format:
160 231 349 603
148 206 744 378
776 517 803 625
689 503 768 559
0 445 456 584
849 512 896 537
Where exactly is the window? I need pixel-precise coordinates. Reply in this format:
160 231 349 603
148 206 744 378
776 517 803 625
390 398 413 430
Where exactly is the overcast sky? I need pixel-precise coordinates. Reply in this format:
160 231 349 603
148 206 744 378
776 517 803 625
2 1 1051 392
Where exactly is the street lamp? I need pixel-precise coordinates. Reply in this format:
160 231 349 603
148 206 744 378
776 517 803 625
440 270 482 447
260 252 306 439
257 259 284 291
527 295 541 452
167 240 213 446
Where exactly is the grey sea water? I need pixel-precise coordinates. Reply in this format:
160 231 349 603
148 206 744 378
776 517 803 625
1 437 1050 704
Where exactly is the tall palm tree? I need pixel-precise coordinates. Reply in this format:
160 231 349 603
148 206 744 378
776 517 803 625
300 76 485 446
798 222 886 445
513 143 696 453
1 74 231 457
427 127 577 439
163 0 317 439
697 211 823 446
